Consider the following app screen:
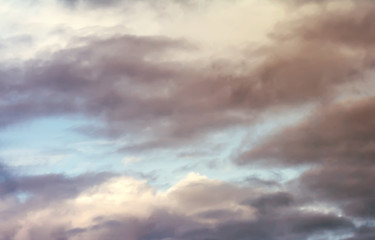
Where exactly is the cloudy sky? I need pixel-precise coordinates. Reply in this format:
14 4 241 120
0 0 375 239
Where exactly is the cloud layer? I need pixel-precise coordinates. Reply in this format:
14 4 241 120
0 170 359 240
0 0 375 239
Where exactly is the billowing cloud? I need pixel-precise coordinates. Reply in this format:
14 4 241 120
299 165 375 217
236 96 375 166
1 0 372 157
0 170 359 240
292 2 375 48
1 28 370 151
1 0 375 239
230 0 375 233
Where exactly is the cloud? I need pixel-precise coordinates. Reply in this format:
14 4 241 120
1 28 369 152
58 0 119 7
3 0 375 153
122 157 142 165
245 191 294 215
345 226 375 240
57 0 214 9
0 162 17 196
0 34 192 129
1 1 375 239
236 96 375 166
178 211 353 240
0 172 254 239
235 96 375 219
0 169 360 240
231 1 375 224
281 0 375 48
234 41 363 108
299 165 375 217
0 171 114 205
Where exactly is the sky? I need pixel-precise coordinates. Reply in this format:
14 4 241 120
0 0 375 239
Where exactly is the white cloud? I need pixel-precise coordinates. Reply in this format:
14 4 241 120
0 149 67 167
122 156 142 165
0 173 257 239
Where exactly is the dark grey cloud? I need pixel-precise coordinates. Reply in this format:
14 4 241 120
0 161 113 204
0 35 193 130
0 164 361 240
282 1 375 49
0 162 17 196
1 30 368 151
236 96 375 166
16 172 114 200
231 0 375 227
178 212 353 240
4 0 375 152
299 165 375 217
234 41 361 106
345 226 375 240
7 193 353 240
245 191 294 215
235 95 375 220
